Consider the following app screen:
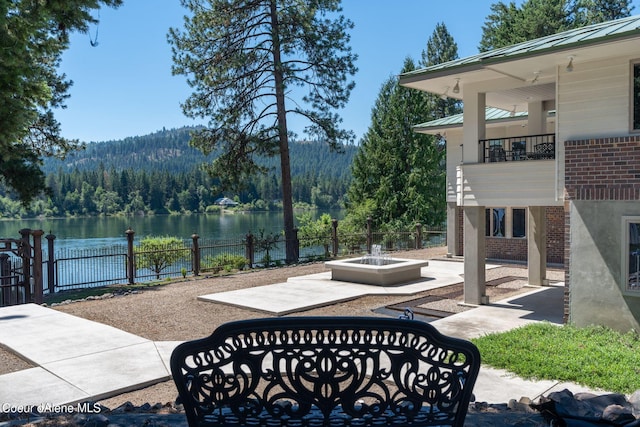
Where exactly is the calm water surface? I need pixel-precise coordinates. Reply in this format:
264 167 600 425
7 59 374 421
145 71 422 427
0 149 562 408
0 211 344 290
0 211 344 251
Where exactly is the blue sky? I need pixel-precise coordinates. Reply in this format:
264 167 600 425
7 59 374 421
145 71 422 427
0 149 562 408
55 0 637 144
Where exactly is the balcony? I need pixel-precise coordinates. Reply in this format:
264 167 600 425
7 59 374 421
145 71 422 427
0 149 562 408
457 132 558 207
480 133 555 163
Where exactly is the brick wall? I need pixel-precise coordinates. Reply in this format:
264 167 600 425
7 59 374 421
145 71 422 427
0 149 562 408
486 236 526 261
565 136 640 201
457 206 564 264
546 206 565 264
564 135 640 323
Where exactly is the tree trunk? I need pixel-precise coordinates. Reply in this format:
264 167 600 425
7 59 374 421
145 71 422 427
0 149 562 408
269 0 297 264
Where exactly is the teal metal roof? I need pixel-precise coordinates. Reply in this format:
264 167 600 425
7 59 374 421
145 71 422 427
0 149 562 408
402 14 640 78
413 108 528 131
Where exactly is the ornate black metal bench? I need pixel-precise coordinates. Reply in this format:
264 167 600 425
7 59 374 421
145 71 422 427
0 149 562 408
170 316 480 427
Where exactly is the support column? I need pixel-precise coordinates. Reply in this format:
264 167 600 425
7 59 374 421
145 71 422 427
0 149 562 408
460 88 487 304
528 206 547 286
446 202 460 257
527 100 546 135
462 92 486 164
463 206 487 305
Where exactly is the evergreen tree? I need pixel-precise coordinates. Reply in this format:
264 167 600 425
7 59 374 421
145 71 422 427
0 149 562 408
168 0 357 263
347 24 460 230
421 23 462 122
575 0 634 24
0 0 121 205
347 59 443 229
479 0 634 51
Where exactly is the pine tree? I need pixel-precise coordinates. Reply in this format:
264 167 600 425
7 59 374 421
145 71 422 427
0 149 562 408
422 23 462 122
347 59 444 229
575 0 634 24
479 0 634 51
168 0 357 263
347 24 460 230
0 0 122 205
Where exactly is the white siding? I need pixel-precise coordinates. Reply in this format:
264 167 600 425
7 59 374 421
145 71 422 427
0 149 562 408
446 124 555 205
457 160 559 207
445 131 463 203
446 124 554 202
556 55 636 196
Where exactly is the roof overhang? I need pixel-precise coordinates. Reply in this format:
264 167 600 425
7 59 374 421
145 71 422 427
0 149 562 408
399 15 640 112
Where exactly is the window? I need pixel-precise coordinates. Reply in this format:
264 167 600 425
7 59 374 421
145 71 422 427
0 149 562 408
623 217 640 294
485 208 526 238
485 208 505 237
634 63 640 131
512 208 526 238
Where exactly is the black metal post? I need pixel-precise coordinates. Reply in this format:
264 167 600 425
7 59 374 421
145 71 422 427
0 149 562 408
366 217 372 254
18 228 31 302
31 230 44 304
0 254 10 306
46 233 56 293
331 219 338 257
126 228 135 285
192 234 200 276
415 223 423 249
293 228 299 263
245 233 254 268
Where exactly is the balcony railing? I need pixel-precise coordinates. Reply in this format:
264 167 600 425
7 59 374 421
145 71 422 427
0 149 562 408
480 133 555 163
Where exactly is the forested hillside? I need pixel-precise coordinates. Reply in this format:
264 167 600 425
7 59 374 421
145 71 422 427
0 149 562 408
42 127 355 178
0 127 356 217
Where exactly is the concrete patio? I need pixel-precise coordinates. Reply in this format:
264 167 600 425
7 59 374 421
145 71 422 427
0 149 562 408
0 260 603 411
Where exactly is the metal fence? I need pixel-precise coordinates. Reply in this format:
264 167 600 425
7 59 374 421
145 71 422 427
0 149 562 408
0 221 446 306
51 246 129 291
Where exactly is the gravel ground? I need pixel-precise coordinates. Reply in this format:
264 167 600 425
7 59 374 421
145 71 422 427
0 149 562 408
0 247 564 426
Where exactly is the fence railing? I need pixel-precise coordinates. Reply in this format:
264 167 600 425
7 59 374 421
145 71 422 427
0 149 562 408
0 219 446 307
479 133 555 163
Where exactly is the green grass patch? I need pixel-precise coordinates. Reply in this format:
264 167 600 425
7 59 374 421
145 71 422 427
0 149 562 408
472 322 640 394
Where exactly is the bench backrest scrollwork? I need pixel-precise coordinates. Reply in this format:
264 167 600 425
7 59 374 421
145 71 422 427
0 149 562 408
170 317 480 427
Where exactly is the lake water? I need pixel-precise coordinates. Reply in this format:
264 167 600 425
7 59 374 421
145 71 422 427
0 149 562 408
0 211 345 292
0 210 344 251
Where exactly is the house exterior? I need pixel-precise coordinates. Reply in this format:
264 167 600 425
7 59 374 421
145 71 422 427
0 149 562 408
214 197 239 207
399 15 640 331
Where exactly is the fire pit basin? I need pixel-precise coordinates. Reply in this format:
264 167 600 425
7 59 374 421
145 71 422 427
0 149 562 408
324 257 429 286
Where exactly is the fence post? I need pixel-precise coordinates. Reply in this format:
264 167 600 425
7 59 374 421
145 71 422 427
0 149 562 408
245 232 254 268
18 229 31 302
415 223 423 250
31 230 44 304
0 254 10 306
192 234 200 276
331 219 339 257
46 233 56 293
126 228 135 285
293 228 299 262
366 217 373 254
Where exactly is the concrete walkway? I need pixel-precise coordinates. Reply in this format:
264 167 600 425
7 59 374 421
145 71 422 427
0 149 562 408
0 304 180 407
199 260 486 315
432 284 605 403
0 260 605 410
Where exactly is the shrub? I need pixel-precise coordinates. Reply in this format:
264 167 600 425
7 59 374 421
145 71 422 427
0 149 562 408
297 212 333 258
134 236 188 279
204 253 248 273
